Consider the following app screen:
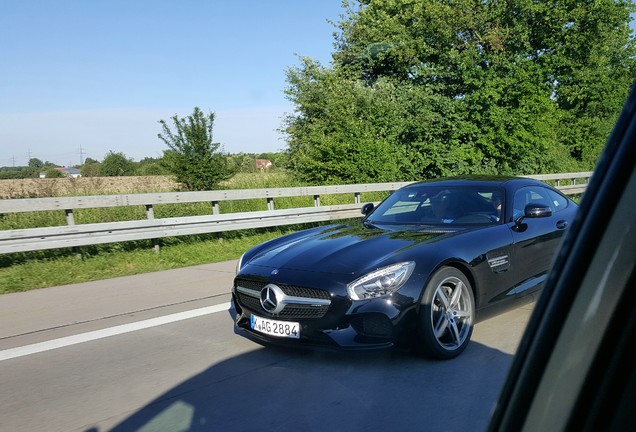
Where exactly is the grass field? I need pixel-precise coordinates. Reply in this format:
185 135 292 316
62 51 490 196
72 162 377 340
0 175 178 199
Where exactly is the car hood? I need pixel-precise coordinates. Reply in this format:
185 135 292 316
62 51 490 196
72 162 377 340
245 224 456 275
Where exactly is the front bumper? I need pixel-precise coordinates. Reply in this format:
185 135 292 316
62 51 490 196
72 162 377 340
232 279 417 350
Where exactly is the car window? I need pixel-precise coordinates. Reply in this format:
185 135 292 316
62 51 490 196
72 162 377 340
547 189 569 213
380 191 423 216
371 186 503 225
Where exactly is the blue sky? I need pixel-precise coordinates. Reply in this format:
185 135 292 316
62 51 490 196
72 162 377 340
0 1 345 167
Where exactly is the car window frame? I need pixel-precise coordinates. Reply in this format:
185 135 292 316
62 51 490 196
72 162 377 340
488 85 636 432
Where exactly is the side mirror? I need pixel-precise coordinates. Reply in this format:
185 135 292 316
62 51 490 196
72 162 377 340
525 203 553 219
515 203 553 226
361 203 375 216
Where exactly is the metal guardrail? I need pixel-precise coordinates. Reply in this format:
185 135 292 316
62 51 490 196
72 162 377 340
0 172 592 254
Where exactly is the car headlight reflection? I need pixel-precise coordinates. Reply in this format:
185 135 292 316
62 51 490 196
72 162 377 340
347 262 415 300
236 253 245 275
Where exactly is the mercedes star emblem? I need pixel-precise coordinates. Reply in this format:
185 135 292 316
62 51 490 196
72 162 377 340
260 284 286 314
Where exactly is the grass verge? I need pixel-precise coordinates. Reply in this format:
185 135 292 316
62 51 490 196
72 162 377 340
0 229 295 295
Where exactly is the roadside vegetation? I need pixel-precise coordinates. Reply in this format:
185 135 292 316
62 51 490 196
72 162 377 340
1 0 633 294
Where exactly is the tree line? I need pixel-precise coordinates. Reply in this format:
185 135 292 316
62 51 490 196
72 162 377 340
0 151 287 181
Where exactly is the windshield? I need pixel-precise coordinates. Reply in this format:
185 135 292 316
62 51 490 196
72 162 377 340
367 185 504 227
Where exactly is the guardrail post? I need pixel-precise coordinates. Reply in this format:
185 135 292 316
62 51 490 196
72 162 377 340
211 201 220 215
65 209 81 257
65 209 75 226
267 198 275 211
146 204 160 253
354 192 361 204
314 195 320 207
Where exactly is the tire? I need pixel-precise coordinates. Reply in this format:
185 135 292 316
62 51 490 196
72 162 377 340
415 266 475 360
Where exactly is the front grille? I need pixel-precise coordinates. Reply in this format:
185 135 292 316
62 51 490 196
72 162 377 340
280 285 330 300
235 278 331 320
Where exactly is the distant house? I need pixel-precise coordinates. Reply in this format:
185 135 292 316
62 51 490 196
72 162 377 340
255 159 272 170
55 167 82 178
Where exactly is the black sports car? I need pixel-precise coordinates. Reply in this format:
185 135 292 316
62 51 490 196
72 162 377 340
232 177 578 359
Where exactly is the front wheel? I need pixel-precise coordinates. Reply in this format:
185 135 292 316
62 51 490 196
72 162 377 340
415 267 475 360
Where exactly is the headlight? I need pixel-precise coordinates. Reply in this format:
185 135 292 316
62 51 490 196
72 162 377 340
347 262 415 300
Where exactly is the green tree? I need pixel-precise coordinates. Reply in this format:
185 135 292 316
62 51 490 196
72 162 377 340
0 166 40 179
44 167 64 178
81 161 101 177
158 107 234 190
227 153 257 173
28 158 44 170
100 151 135 176
285 59 476 182
284 0 635 183
136 157 169 176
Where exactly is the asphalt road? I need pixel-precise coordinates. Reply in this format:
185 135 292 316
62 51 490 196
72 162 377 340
0 260 534 432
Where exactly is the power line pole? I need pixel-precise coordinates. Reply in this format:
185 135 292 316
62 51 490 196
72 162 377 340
79 144 84 165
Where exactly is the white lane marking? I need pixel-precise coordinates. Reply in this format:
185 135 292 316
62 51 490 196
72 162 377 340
0 302 231 362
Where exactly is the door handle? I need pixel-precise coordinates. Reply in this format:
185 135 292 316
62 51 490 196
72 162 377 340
556 220 568 230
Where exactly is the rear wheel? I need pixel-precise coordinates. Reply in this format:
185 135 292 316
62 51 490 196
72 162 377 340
416 267 475 359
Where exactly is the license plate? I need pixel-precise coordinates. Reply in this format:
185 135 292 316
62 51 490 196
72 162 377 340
250 314 300 339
